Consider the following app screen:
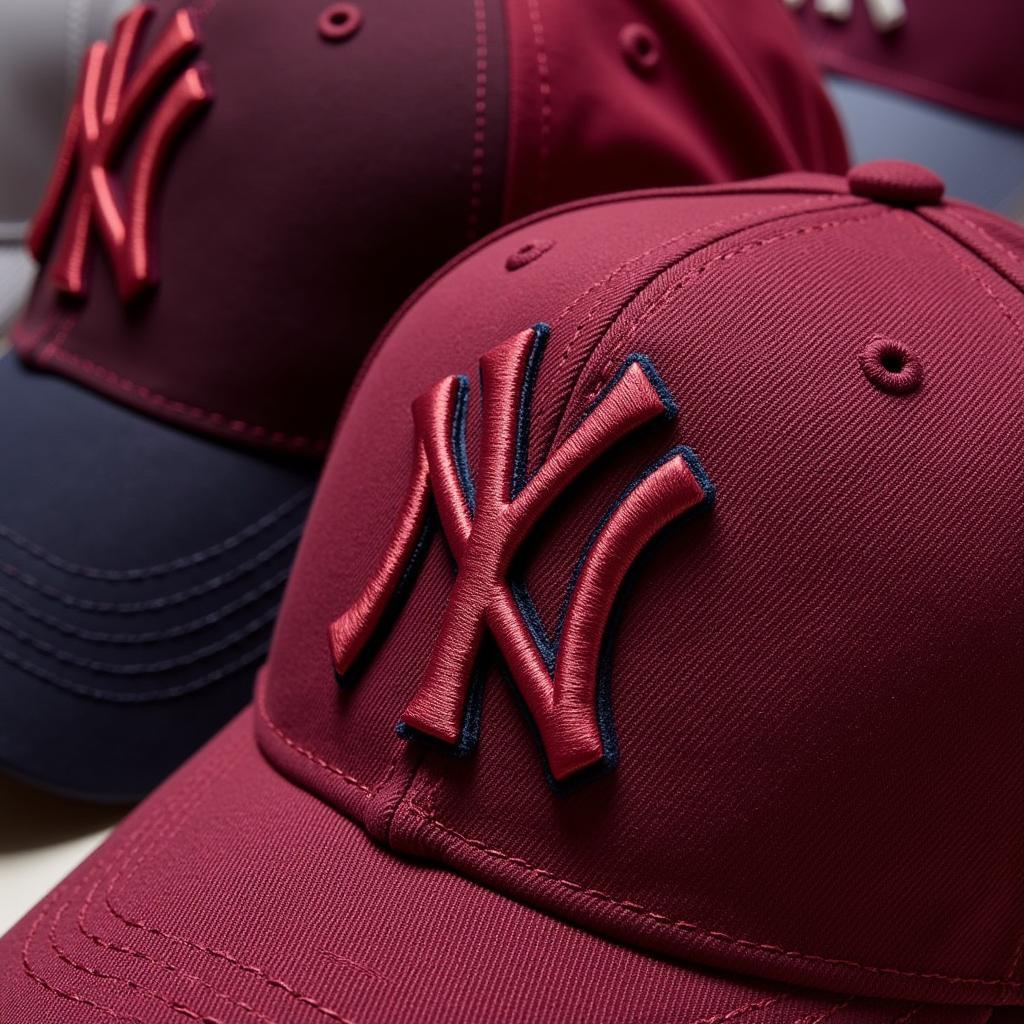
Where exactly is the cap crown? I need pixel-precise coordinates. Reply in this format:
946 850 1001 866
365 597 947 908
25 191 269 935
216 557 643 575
12 0 846 454
260 172 1024 1005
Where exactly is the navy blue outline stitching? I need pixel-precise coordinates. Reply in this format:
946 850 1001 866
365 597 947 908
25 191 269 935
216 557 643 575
451 376 476 517
512 322 550 497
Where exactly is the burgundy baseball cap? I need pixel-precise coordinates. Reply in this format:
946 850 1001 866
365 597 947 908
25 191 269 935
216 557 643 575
3 159 1021 1022
0 0 848 802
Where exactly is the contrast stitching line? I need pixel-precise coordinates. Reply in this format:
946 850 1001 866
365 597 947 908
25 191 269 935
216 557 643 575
1 639 267 702
0 604 278 675
402 801 1022 990
686 994 789 1024
0 524 303 614
466 0 488 241
22 905 154 1024
47 901 234 1024
790 1000 850 1024
102 884 358 1024
10 308 65 356
0 568 288 645
946 209 1021 264
74 883 278 1024
257 684 373 794
85 733 364 1024
526 0 551 203
44 347 328 453
37 313 76 365
581 209 895 406
257 693 1021 990
889 1008 921 1024
0 488 310 580
1006 936 1024 985
315 948 385 983
536 195 852 431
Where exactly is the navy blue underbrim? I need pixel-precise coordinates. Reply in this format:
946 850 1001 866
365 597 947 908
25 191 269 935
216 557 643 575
0 352 317 802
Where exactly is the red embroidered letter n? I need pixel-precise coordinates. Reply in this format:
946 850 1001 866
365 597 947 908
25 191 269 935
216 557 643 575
329 325 715 785
28 4 213 300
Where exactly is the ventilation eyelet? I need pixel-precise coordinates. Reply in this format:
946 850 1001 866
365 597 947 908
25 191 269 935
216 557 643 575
858 336 923 395
318 2 362 42
506 238 555 271
620 23 660 74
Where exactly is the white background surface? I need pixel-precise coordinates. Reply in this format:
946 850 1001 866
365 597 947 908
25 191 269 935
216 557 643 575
0 772 125 936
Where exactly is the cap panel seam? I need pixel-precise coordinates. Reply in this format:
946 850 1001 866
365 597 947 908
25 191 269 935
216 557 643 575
901 212 1024 346
525 0 551 206
466 0 489 241
945 211 1022 268
336 183 847 438
686 0 801 170
572 207 896 413
920 207 1024 294
534 194 859 434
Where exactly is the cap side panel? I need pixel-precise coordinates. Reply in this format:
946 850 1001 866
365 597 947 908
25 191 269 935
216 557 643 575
916 206 1024 294
501 0 849 221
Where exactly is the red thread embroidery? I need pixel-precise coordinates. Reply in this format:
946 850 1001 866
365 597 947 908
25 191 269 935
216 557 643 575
328 325 713 782
28 4 213 300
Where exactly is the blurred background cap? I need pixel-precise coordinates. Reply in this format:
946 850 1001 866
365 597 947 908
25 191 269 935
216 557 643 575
786 0 1024 219
0 0 131 336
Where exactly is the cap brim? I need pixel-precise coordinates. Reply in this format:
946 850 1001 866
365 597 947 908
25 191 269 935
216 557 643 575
0 352 315 802
0 702 997 1024
826 74 1024 220
0 245 35 338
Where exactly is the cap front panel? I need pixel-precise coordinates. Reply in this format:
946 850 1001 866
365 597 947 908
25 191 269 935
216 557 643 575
261 185 1024 1003
259 186 857 813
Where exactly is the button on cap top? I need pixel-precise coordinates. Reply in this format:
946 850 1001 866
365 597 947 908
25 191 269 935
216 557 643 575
848 160 945 206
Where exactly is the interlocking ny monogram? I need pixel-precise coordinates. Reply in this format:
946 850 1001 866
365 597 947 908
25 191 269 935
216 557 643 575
329 325 714 784
28 5 212 300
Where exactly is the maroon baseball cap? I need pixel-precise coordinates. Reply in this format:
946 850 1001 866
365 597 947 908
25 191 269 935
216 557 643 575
0 0 848 802
2 160 1020 1022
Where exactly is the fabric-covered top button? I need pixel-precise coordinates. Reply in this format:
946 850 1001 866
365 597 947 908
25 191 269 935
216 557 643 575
847 160 945 205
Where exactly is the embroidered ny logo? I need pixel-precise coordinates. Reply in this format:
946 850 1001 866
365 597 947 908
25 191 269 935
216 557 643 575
28 5 213 301
329 325 714 785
